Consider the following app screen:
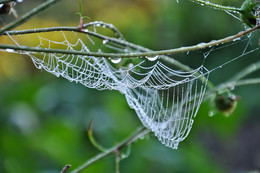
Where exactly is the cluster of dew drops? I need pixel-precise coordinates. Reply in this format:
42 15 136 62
101 38 159 64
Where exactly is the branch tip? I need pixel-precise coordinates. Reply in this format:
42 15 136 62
61 164 71 173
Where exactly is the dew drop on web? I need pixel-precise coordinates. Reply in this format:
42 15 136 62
208 111 215 117
103 39 108 44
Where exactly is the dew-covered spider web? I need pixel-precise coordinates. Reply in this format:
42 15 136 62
3 21 260 149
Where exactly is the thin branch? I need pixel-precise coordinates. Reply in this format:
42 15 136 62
0 21 125 39
70 127 150 173
88 121 107 152
205 77 260 100
190 0 242 13
115 149 120 173
0 0 61 33
0 24 259 58
61 165 71 173
229 61 260 82
0 0 16 3
233 78 260 86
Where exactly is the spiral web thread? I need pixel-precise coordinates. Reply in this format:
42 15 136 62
10 21 209 149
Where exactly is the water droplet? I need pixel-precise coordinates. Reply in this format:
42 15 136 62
197 42 207 48
102 25 106 28
103 39 108 44
128 63 134 68
110 57 121 64
229 84 235 91
147 55 159 61
84 29 89 32
17 0 23 2
233 37 241 42
38 65 42 69
208 111 214 117
5 49 15 53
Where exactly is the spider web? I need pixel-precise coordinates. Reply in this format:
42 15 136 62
4 21 260 149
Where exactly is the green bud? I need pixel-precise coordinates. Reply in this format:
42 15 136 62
214 91 240 117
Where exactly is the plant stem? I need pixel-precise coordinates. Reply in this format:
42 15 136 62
205 76 260 100
234 78 260 86
61 165 71 173
190 0 242 13
69 127 150 173
1 24 259 58
229 61 260 81
0 0 61 34
0 0 16 3
88 121 107 152
115 149 120 173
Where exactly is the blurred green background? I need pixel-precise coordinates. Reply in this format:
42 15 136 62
0 0 260 172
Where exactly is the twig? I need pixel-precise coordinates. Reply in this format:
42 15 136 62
69 127 150 173
190 0 242 13
205 77 260 101
233 78 260 86
0 24 259 58
0 0 61 33
61 165 71 173
229 61 260 82
115 149 120 173
88 120 107 152
0 0 16 3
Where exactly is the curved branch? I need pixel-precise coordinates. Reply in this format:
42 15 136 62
0 0 61 33
190 0 242 13
0 0 17 3
233 78 260 86
88 121 107 152
70 127 150 173
0 24 259 58
229 61 260 82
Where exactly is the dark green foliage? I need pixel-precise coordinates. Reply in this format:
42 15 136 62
240 0 260 27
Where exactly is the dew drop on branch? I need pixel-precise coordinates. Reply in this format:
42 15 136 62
197 42 207 48
147 55 159 61
109 57 121 64
5 49 15 53
233 37 241 42
208 111 214 117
